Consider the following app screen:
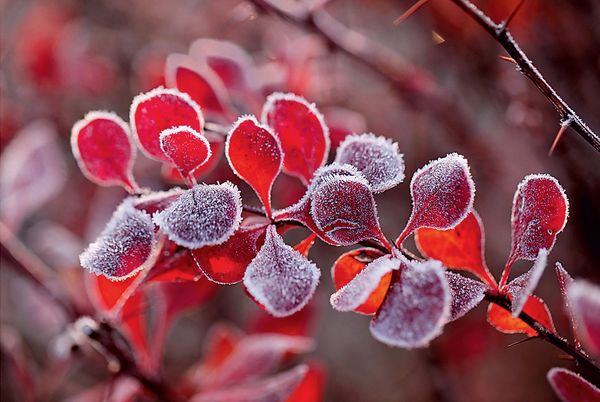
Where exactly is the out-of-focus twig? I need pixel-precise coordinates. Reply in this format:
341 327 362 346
449 0 600 152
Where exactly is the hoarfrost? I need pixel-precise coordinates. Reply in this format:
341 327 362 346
507 248 548 316
445 271 488 322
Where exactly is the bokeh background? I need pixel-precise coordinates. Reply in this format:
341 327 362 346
1 0 600 401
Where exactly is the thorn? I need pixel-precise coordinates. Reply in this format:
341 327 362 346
504 0 527 30
393 0 430 25
432 31 445 45
499 55 517 64
548 119 572 156
507 336 538 348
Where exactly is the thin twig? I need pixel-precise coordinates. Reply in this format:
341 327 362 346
449 0 600 152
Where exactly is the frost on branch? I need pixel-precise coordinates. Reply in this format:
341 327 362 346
160 126 211 184
547 367 600 402
80 199 156 279
508 174 568 265
243 226 320 317
567 280 600 357
226 116 283 217
334 133 405 193
445 271 488 322
153 182 242 249
130 87 204 162
396 153 474 246
71 111 137 192
506 248 548 317
261 92 330 184
370 259 451 348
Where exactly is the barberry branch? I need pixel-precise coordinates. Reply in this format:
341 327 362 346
449 0 600 152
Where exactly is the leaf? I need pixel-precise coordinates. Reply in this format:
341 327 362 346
243 226 320 317
487 295 556 336
446 271 488 322
415 210 496 288
130 87 204 162
555 262 580 347
261 93 330 184
146 245 203 282
396 153 474 246
286 361 326 402
160 126 211 185
133 188 185 215
568 280 600 357
191 221 266 284
294 233 317 257
330 255 397 314
71 111 137 192
334 133 405 193
370 259 451 348
226 116 283 217
161 133 224 184
153 182 242 249
506 248 548 316
547 367 600 402
507 174 568 265
248 304 315 337
80 199 157 280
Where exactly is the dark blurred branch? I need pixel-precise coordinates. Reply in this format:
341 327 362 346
449 0 600 152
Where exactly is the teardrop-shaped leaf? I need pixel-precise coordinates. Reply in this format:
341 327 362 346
555 262 581 348
261 92 330 184
446 271 488 322
506 248 548 316
487 295 556 336
243 226 320 317
160 126 211 185
568 280 600 357
547 367 600 402
226 116 283 217
153 182 242 249
71 111 137 192
161 133 224 184
396 153 474 246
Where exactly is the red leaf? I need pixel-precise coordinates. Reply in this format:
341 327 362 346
446 271 488 322
396 153 474 246
133 188 184 215
159 279 218 319
200 323 243 372
161 133 224 184
506 248 548 316
487 295 556 336
294 233 317 257
248 304 315 337
370 259 451 348
547 367 600 402
130 87 204 162
147 246 203 282
415 210 497 288
160 126 211 186
262 93 330 184
286 361 326 402
243 226 320 317
192 221 266 284
71 111 136 192
568 280 600 357
226 116 283 217
507 174 568 265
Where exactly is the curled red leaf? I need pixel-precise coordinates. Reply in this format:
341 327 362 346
160 126 211 185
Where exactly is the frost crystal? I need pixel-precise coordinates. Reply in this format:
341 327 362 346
507 248 548 316
243 226 320 317
370 259 451 348
330 255 399 312
335 133 405 193
80 199 156 279
445 271 488 322
153 182 242 249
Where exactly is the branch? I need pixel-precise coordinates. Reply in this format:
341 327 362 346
449 0 600 152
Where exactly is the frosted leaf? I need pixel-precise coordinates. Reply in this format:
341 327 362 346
370 259 451 348
310 174 385 246
160 126 211 184
555 262 580 347
507 248 548 316
133 188 184 215
396 153 474 246
80 199 156 279
335 133 405 193
153 182 242 249
445 271 488 322
547 367 600 402
508 174 568 265
487 294 556 336
568 280 600 357
330 255 399 312
243 226 320 317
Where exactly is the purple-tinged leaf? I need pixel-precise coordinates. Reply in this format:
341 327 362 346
568 280 600 357
547 367 600 402
507 248 548 317
555 262 580 348
446 271 488 322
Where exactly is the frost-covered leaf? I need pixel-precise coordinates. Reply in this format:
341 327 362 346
487 295 556 336
547 367 600 402
568 280 600 357
507 174 568 265
161 133 224 184
243 226 320 317
226 116 283 217
396 153 474 246
133 188 184 215
160 126 211 185
446 271 488 322
506 248 548 316
370 259 451 348
261 92 330 184
415 210 496 288
130 87 204 162
555 262 580 347
71 111 137 192
80 199 156 279
330 255 397 314
153 183 242 249
334 133 405 193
